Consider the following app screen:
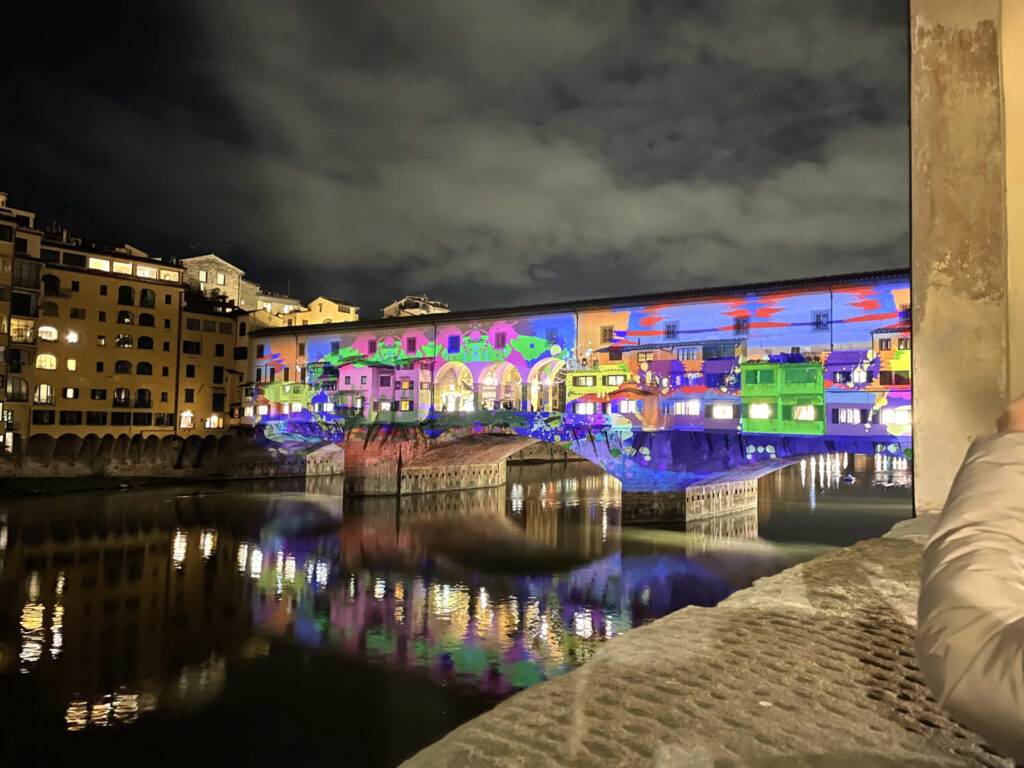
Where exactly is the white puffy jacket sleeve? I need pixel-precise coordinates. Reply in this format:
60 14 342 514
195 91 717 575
917 432 1024 762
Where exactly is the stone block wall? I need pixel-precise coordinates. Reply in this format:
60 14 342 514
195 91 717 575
399 462 506 495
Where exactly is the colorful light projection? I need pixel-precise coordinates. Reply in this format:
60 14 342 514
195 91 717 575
250 273 912 484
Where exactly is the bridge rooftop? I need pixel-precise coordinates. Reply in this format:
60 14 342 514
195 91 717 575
251 267 910 337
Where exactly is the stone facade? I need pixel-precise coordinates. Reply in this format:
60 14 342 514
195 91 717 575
178 254 248 307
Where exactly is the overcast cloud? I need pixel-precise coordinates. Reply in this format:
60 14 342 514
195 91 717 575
0 0 907 312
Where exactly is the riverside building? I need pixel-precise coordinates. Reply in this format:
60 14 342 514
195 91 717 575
0 193 322 454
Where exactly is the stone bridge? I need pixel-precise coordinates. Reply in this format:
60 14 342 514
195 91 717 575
252 270 913 495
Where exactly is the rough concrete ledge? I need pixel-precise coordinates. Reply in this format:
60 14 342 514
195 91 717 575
402 512 1010 768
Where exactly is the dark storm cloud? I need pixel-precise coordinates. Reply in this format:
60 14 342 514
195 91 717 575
0 0 907 312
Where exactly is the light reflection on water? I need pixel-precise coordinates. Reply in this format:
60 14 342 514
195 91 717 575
0 458 910 756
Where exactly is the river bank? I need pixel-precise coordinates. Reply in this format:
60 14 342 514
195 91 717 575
401 513 1012 768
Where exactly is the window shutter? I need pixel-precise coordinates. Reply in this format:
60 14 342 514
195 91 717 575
781 405 792 421
831 408 839 424
704 404 713 418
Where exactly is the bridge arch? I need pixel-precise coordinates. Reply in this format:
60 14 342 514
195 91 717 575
527 357 565 412
434 361 474 412
479 361 524 410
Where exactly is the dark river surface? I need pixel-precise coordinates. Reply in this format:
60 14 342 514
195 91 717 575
0 453 911 766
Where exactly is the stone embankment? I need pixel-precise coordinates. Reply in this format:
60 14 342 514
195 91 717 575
402 514 1013 768
0 432 344 495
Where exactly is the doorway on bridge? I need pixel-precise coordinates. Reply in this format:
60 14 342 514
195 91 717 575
434 361 475 412
480 362 524 410
527 358 565 412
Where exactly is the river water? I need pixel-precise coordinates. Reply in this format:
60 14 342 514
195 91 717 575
0 454 911 766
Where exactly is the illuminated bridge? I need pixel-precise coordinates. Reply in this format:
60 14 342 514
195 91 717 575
247 270 911 492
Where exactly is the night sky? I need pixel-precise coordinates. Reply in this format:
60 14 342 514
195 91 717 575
0 1 908 315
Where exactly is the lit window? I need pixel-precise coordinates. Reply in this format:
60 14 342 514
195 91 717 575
637 352 654 363
159 270 179 282
34 383 54 404
880 408 912 425
685 399 701 415
35 353 57 370
397 400 411 411
711 404 734 420
38 326 58 341
199 270 208 283
243 406 254 418
618 400 640 414
136 265 157 279
66 331 79 344
794 405 816 421
179 410 194 429
204 415 224 429
217 273 225 285
604 375 626 386
749 402 772 419
574 401 597 415
66 359 77 371
852 368 868 384
113 261 132 274
97 335 106 346
574 375 596 387
323 402 334 412
672 401 687 415
257 404 269 416
88 257 111 271
290 403 303 413
63 387 79 399
378 401 392 411
838 408 861 424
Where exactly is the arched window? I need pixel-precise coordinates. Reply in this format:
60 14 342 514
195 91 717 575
136 361 153 375
35 353 57 370
140 288 156 308
40 301 59 317
113 387 131 407
134 389 152 408
239 322 247 337
139 313 155 327
116 334 133 348
137 336 154 350
6 377 28 402
41 275 61 296
117 286 134 306
37 326 58 342
33 383 54 405
117 310 134 324
115 360 132 374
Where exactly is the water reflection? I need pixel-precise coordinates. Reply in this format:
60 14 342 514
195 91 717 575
0 459 910 753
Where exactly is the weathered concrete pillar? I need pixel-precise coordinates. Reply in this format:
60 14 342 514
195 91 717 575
911 0 1024 512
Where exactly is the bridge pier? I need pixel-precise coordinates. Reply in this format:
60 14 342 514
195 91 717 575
621 477 759 524
341 433 532 496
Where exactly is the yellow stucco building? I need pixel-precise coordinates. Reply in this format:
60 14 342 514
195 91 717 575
0 194 268 452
